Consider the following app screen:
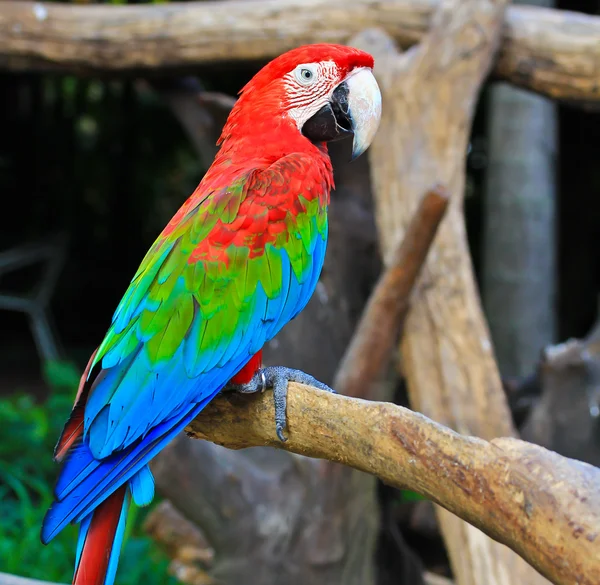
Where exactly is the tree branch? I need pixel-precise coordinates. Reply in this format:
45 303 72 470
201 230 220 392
184 384 600 585
0 0 598 101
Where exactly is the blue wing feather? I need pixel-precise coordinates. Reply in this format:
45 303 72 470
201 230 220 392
42 251 324 543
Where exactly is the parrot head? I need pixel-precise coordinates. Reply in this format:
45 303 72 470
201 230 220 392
219 43 382 160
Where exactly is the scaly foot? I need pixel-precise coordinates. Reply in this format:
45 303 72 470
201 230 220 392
225 366 335 442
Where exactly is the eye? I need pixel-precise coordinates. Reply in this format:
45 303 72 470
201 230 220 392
294 64 318 86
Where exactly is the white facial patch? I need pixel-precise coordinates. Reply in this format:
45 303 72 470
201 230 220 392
283 60 340 130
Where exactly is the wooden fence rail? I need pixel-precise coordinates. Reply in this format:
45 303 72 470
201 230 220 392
0 0 599 101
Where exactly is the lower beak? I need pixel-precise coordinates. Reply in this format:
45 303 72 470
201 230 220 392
301 68 382 160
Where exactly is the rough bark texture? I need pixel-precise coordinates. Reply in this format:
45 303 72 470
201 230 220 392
482 0 557 379
177 385 600 585
352 1 551 583
493 5 600 102
0 1 599 101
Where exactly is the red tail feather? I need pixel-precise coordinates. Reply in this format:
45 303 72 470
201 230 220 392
54 348 98 462
73 486 127 585
54 404 85 462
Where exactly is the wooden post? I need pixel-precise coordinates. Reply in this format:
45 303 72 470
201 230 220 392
482 0 557 379
353 0 552 583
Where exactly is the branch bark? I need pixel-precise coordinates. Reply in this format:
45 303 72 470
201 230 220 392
0 0 599 101
179 385 600 585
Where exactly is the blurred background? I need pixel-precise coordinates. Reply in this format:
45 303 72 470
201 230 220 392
0 0 599 584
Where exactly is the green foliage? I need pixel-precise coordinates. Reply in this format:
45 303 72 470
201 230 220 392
399 490 426 503
0 359 177 585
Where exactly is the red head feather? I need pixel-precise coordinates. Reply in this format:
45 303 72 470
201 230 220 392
239 44 374 97
216 44 375 159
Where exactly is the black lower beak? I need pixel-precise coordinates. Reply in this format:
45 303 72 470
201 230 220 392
302 82 352 144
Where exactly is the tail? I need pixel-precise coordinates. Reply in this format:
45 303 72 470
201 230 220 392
73 485 129 585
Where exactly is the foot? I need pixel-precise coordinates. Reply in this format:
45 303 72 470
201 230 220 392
225 366 335 442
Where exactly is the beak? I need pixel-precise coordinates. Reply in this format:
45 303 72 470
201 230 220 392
344 68 382 160
302 68 382 160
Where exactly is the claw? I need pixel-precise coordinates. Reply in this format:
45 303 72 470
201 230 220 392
224 366 335 441
276 423 287 443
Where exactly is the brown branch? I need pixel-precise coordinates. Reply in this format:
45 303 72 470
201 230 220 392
144 500 214 567
181 385 600 585
4 336 598 585
334 185 450 399
495 6 600 101
0 0 598 102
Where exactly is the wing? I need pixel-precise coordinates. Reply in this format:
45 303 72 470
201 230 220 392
84 153 329 459
42 153 330 541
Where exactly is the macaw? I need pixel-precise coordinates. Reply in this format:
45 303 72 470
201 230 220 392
41 43 381 585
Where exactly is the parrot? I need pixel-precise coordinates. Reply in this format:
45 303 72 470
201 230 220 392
41 43 382 585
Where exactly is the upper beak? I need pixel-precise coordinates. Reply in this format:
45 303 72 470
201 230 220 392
301 68 382 160
343 68 382 160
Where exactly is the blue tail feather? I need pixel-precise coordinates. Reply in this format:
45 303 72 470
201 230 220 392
130 465 154 507
41 397 213 544
75 513 92 569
